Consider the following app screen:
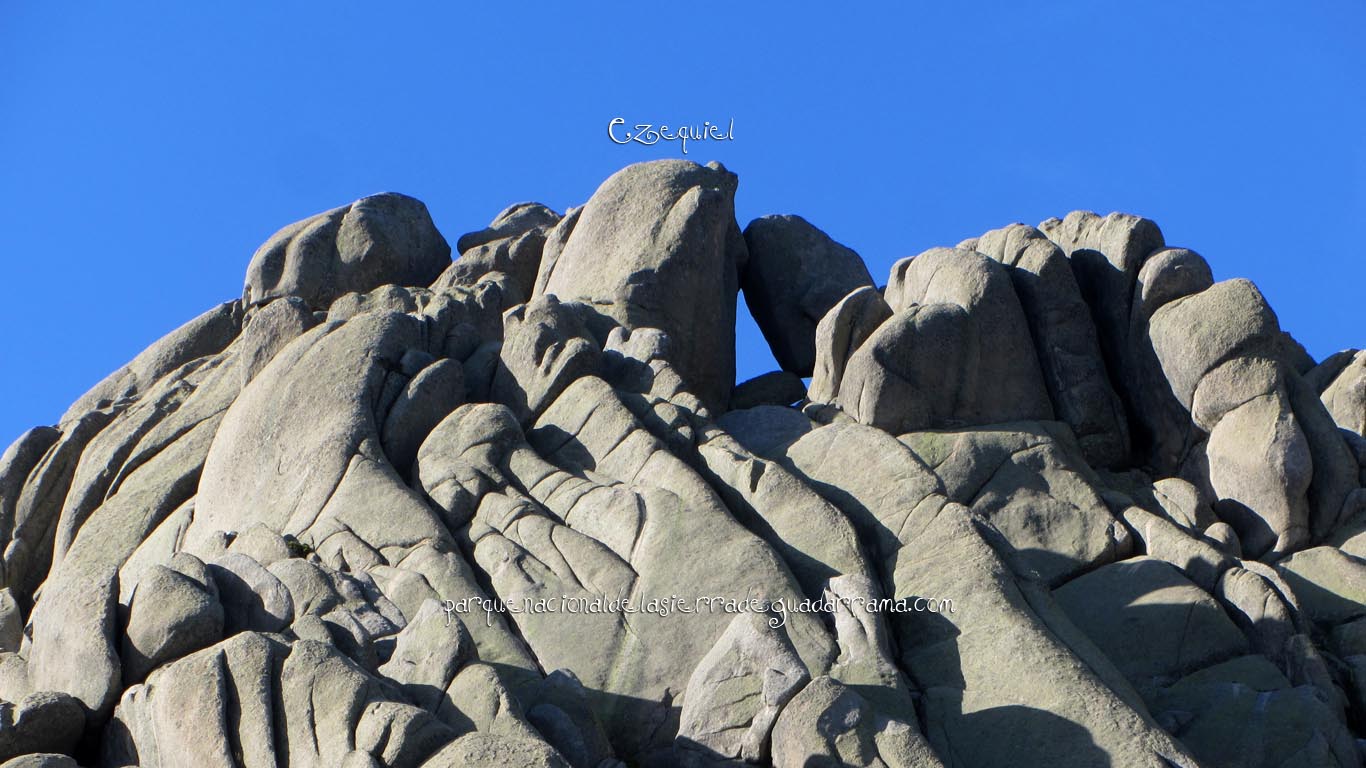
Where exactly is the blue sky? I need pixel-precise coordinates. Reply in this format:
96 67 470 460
2 3 1363 445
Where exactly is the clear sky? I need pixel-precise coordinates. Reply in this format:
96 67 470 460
2 4 1363 446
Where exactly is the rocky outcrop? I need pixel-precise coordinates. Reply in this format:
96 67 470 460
243 192 451 310
740 214 873 376
533 160 748 412
0 161 1362 767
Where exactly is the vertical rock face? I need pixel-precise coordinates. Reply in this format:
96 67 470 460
534 159 748 413
1 164 1363 768
963 224 1130 467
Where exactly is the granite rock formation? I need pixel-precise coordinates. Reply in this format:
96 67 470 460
2 159 1365 767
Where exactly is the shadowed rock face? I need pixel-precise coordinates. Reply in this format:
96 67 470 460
1 160 1364 768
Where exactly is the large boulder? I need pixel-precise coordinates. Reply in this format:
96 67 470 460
0 427 60 588
1148 279 1282 408
1276 546 1366 626
121 562 224 684
534 160 747 412
1125 247 1216 472
243 193 451 310
899 422 1131 587
740 215 874 376
1148 656 1358 768
875 247 1053 428
0 692 84 763
836 304 976 434
728 370 805 411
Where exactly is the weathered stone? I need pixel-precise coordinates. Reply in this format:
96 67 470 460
437 229 548 301
1205 384 1313 558
1149 656 1358 768
1119 505 1234 592
534 159 747 412
770 676 943 768
836 303 975 434
1317 350 1365 436
186 311 454 563
740 214 874 376
61 301 244 421
807 285 892 405
7 409 114 600
237 295 320 385
279 639 387 768
1285 368 1362 541
13 165 1366 767
901 422 1129 587
727 370 805 411
378 598 475 711
268 556 342 616
676 611 810 764
353 700 456 768
1040 210 1164 383
417 380 835 762
227 522 293 566
381 357 466 475
0 427 61 577
882 247 1053 425
1277 546 1366 625
524 669 616 768
121 563 224 684
1149 279 1283 409
27 563 120 716
896 506 1201 767
456 202 560 254
0 692 84 763
244 193 451 310
715 405 814 458
969 224 1130 467
491 295 599 425
1054 557 1249 692
1216 565 1301 667
436 662 540 740
1124 250 1213 472
209 553 295 634
0 755 79 768
420 732 570 768
696 430 874 600
1152 476 1217 530
0 590 20 655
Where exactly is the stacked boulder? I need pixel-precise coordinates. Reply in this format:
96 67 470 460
0 159 1362 767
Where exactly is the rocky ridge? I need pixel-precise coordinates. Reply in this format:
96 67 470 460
0 159 1364 767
